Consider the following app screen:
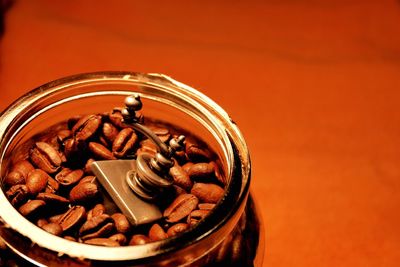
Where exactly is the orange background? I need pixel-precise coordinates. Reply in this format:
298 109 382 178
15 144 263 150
1 0 400 266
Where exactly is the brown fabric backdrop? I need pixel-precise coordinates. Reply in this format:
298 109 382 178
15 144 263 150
1 1 400 266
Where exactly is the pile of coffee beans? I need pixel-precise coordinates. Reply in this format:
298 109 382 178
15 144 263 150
3 108 226 247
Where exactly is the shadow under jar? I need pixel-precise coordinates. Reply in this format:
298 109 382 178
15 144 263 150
0 72 264 267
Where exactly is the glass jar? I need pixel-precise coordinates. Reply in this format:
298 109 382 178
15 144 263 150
0 72 264 266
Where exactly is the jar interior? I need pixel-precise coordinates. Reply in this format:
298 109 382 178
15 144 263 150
0 74 242 263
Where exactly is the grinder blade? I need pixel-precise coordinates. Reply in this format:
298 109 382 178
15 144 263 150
90 160 162 226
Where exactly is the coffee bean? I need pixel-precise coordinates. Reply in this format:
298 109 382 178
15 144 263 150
172 185 187 196
26 169 49 195
148 223 168 241
36 192 69 206
88 142 116 160
18 199 46 217
137 139 157 156
67 115 82 130
78 176 97 185
187 209 210 226
48 213 63 224
56 129 72 143
109 233 127 245
45 176 60 194
4 160 34 186
185 141 211 162
6 184 29 207
84 238 120 247
163 194 199 223
55 168 84 186
182 162 194 174
79 214 114 240
111 213 131 234
36 218 49 228
30 142 62 173
191 183 224 204
112 128 138 158
83 158 95 175
198 203 216 210
87 204 106 221
41 223 63 236
167 223 189 237
187 162 215 182
4 170 25 187
169 164 192 191
69 182 99 203
148 125 170 143
72 114 102 143
63 138 80 160
102 122 119 145
129 234 151 245
109 109 124 128
57 206 86 232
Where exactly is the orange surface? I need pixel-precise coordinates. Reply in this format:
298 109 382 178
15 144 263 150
1 0 400 266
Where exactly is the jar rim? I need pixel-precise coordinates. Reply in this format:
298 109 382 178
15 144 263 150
0 71 251 264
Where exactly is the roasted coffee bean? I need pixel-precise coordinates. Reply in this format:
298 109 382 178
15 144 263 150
48 213 63 223
30 142 62 173
57 206 86 232
18 200 46 217
36 218 48 228
129 234 151 245
55 168 84 186
148 223 168 241
212 161 226 185
169 164 192 191
87 204 106 220
198 203 216 210
109 233 127 245
109 109 124 128
83 158 95 175
69 182 99 203
88 142 116 160
79 214 114 240
4 160 34 186
72 114 102 143
111 213 131 234
191 183 224 204
67 115 82 130
187 209 210 226
78 175 97 185
26 169 49 195
112 128 138 158
185 141 211 162
172 185 187 196
6 184 29 207
84 238 120 247
167 223 189 237
56 129 72 147
137 139 157 156
4 170 25 187
102 122 119 145
187 162 215 182
148 125 170 143
182 162 194 174
45 176 59 193
41 223 63 236
163 194 199 223
63 138 80 160
36 192 69 206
